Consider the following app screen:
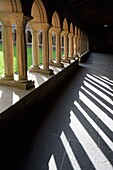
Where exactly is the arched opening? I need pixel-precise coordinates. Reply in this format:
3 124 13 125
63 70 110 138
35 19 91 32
38 30 43 65
49 11 62 64
52 33 56 59
61 18 69 61
28 0 49 71
13 29 16 42
27 30 32 43
0 21 3 76
61 36 64 57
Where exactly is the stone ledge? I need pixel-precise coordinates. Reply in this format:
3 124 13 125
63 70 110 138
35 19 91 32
0 79 34 90
0 59 80 130
29 67 54 75
49 62 64 68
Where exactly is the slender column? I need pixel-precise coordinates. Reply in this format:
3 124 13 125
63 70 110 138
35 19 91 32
61 31 69 62
42 26 49 70
68 33 74 59
49 33 53 63
2 21 14 80
73 35 77 58
64 33 68 61
80 30 83 55
56 30 61 64
32 30 40 68
16 17 30 82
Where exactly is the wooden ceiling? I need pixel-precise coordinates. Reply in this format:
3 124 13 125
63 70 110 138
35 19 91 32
63 0 113 29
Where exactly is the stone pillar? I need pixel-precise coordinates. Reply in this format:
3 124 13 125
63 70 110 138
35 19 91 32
1 19 14 80
49 33 53 63
80 30 83 55
29 30 40 72
15 15 34 89
68 33 74 59
73 35 78 58
41 24 53 74
61 31 70 63
16 17 29 82
56 29 63 67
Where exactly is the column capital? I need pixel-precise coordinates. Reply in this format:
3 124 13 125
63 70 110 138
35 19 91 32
74 34 78 38
39 23 50 32
61 30 69 36
68 32 74 38
16 15 32 28
29 21 39 31
0 12 32 27
49 27 61 35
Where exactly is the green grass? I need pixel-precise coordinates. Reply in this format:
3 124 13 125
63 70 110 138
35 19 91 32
0 44 62 76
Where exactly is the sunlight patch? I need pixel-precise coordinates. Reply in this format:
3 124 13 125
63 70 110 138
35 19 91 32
85 77 113 96
0 90 2 98
79 91 113 132
83 80 113 104
87 74 113 91
81 86 113 114
74 101 113 151
93 74 113 86
48 155 58 170
12 92 19 105
60 131 81 170
69 110 113 170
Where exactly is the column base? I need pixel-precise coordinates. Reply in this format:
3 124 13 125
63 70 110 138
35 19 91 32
49 62 64 68
70 57 75 60
49 60 54 64
0 79 34 90
39 68 54 75
29 65 54 75
74 54 79 59
29 65 40 73
1 76 14 81
62 58 70 63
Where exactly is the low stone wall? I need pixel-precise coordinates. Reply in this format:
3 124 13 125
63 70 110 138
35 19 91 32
0 59 79 131
0 50 90 131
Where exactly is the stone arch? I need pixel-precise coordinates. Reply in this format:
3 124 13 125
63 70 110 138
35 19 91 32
48 11 63 67
31 0 48 23
0 0 22 13
63 18 68 31
52 11 60 28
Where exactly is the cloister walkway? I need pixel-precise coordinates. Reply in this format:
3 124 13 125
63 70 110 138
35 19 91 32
0 52 113 170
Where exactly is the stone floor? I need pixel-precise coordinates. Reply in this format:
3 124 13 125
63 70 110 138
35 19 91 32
0 53 113 170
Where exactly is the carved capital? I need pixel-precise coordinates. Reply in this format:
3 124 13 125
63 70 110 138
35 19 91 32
68 32 74 38
49 26 61 35
0 12 32 27
61 30 69 36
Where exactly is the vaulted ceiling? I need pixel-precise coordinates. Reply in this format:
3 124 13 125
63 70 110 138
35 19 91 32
21 0 113 31
63 0 113 29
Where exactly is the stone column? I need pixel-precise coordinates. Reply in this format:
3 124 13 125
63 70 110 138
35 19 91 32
73 35 78 58
28 29 40 72
41 24 53 74
1 19 14 80
49 32 53 63
16 17 29 82
32 30 40 68
68 33 74 59
56 29 63 67
61 31 70 63
80 30 83 55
